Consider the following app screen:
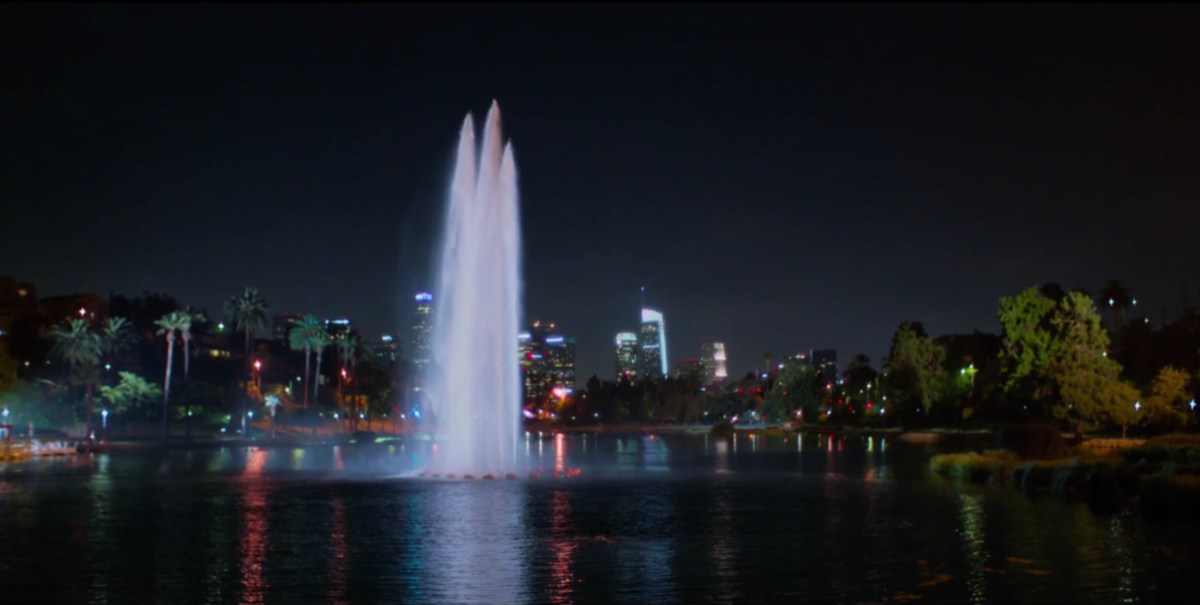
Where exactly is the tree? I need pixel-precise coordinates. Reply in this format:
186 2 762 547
1142 366 1190 429
843 353 878 411
225 287 270 432
1094 379 1141 439
224 287 271 372
155 310 191 439
1098 279 1134 331
47 318 102 437
767 359 823 422
180 307 206 382
289 315 324 408
335 330 362 431
884 322 947 420
1000 285 1122 425
99 371 162 415
312 328 330 406
99 317 135 372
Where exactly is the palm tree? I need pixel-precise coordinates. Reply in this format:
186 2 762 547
1099 279 1134 330
312 328 330 406
223 287 271 372
225 287 270 433
156 311 191 440
180 307 206 382
48 319 102 438
335 331 362 432
99 317 135 377
288 315 323 408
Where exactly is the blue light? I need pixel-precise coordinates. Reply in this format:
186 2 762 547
415 292 433 302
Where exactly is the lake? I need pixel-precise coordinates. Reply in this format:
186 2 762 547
1 432 1196 603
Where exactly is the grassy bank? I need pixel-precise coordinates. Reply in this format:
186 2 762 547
931 433 1200 519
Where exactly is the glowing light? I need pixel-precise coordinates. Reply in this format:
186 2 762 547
254 360 262 371
415 292 433 302
78 307 87 317
1191 400 1196 411
1134 401 1141 411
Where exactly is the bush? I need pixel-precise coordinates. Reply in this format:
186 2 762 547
930 450 1019 483
997 424 1069 460
710 420 734 437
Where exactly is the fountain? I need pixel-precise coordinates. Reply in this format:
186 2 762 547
426 101 522 474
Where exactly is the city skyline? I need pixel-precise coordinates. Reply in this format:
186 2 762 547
4 5 1199 383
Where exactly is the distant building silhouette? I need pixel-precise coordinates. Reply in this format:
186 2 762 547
811 349 838 386
701 341 728 384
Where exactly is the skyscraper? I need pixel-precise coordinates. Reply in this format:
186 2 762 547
410 292 433 390
324 317 352 338
639 308 668 379
272 312 303 341
701 341 728 384
374 334 400 367
614 331 638 380
519 320 575 402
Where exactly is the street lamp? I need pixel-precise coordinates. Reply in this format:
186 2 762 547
101 409 109 441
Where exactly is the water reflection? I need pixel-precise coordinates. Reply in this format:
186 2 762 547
642 435 668 472
423 483 528 603
555 433 566 476
958 493 987 603
239 449 270 604
714 438 730 474
709 481 738 602
87 454 112 604
329 497 349 605
548 490 576 604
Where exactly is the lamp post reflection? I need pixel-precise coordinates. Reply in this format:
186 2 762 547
328 497 348 605
548 490 576 605
239 449 270 604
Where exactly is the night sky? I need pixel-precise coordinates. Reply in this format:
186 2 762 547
4 5 1199 381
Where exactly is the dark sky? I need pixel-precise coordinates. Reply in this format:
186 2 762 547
4 4 1199 381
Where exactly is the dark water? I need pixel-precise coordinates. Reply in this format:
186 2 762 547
1 432 1196 604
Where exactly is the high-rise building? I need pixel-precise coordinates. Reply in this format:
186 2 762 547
639 308 668 379
544 333 576 392
519 320 575 402
374 334 400 367
324 317 352 338
811 349 838 386
614 331 638 380
272 312 303 341
410 292 434 390
701 341 728 384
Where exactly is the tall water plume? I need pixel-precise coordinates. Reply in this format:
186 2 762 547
427 102 522 473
